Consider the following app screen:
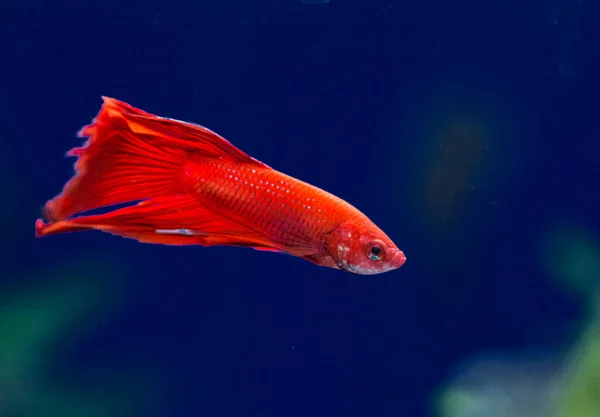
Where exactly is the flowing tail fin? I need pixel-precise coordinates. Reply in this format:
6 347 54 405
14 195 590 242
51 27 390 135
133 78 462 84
35 97 271 245
41 97 189 223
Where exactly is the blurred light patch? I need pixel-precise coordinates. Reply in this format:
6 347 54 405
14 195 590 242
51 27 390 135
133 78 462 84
387 68 536 239
434 223 600 417
391 88 535 238
422 120 487 229
0 261 159 417
433 348 564 417
540 222 600 300
434 339 600 417
540 222 600 416
551 306 600 417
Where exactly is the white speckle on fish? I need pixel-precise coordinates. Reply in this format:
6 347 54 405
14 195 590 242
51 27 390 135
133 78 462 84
155 228 194 235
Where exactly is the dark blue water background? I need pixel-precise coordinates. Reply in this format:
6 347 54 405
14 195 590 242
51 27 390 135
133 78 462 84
1 1 599 416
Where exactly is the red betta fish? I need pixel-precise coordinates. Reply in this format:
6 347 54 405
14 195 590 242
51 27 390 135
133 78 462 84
35 98 406 275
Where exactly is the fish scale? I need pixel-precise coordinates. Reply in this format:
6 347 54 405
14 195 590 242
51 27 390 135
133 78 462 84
190 157 337 248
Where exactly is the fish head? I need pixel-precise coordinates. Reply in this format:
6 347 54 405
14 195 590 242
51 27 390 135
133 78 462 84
324 218 406 275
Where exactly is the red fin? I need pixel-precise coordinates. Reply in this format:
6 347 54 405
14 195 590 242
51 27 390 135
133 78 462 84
36 97 274 247
102 97 271 169
42 97 269 222
43 98 185 221
36 194 283 249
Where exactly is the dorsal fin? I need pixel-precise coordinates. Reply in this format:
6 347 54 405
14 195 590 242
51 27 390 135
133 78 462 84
93 97 271 168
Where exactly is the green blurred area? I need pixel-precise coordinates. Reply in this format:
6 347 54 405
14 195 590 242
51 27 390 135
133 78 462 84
553 306 600 417
0 106 160 416
434 223 600 417
541 223 600 305
0 260 160 417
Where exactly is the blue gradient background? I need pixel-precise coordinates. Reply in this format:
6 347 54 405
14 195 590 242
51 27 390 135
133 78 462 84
1 1 598 416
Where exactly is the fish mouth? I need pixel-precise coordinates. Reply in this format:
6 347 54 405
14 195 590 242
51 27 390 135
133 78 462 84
391 249 406 269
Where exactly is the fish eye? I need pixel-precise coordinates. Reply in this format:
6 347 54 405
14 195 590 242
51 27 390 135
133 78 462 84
366 240 385 261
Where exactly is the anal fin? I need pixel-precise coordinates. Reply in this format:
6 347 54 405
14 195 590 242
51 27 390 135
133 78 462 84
36 194 282 250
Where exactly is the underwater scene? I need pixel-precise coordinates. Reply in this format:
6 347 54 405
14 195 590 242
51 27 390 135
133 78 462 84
2 1 598 416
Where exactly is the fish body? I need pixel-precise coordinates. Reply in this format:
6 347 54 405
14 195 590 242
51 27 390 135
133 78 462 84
36 98 405 275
